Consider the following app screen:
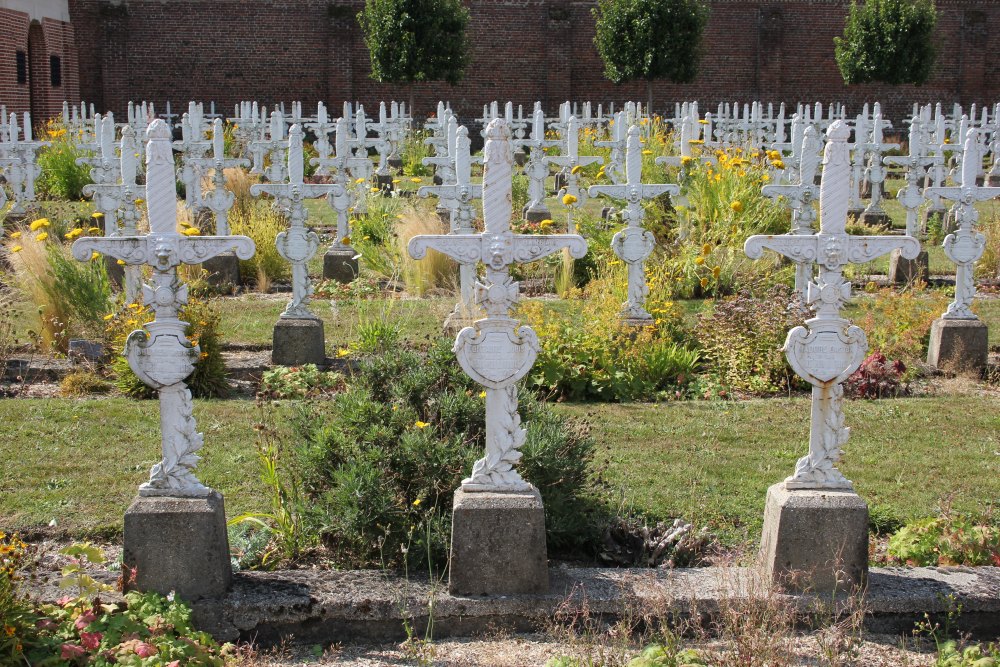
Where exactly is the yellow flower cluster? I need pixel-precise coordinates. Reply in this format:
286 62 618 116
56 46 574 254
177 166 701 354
29 218 50 231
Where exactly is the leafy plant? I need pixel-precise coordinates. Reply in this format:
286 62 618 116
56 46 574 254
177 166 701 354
593 0 710 111
259 364 344 400
36 123 94 201
59 370 112 396
888 514 1000 566
843 352 908 399
698 285 806 394
856 285 948 369
835 0 937 86
0 532 33 663
292 340 607 569
228 201 290 289
401 129 434 177
358 0 470 112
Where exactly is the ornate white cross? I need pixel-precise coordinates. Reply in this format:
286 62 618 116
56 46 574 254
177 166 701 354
762 126 824 297
861 110 899 221
590 126 679 324
251 124 346 319
520 109 561 220
745 120 920 491
925 128 1000 320
408 119 588 492
172 112 212 213
188 118 250 236
418 125 483 323
311 117 372 249
884 117 941 238
79 115 123 234
72 120 255 497
544 115 604 224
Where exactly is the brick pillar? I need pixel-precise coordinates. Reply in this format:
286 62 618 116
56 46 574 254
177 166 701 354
99 3 129 116
757 6 784 103
545 1 571 112
327 2 356 112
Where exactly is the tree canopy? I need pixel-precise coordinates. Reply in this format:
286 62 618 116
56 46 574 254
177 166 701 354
834 0 938 86
357 0 470 87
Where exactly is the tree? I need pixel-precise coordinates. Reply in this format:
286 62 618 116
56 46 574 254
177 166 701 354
357 0 470 114
835 0 937 86
592 0 710 114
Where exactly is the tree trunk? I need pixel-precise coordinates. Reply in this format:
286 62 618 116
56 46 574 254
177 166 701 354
409 83 415 121
647 79 654 119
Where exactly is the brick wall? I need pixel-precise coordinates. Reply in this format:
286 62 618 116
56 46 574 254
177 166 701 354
50 0 1000 125
0 6 79 123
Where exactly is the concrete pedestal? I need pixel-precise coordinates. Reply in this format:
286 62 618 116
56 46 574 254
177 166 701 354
123 492 232 601
449 487 549 596
860 211 892 230
888 249 929 285
523 206 551 224
272 317 325 366
759 483 868 593
376 173 394 194
989 175 1000 188
323 247 359 283
202 252 241 288
926 317 989 375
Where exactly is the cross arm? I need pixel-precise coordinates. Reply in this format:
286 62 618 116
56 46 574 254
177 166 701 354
587 184 626 199
744 234 819 263
408 234 481 265
511 235 588 263
846 236 921 263
761 183 815 201
417 184 482 200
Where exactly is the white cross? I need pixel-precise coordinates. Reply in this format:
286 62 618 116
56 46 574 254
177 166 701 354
408 119 587 492
745 120 920 491
188 118 251 236
72 119 254 497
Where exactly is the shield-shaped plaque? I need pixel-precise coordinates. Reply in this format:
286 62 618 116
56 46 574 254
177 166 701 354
784 321 867 387
454 322 539 389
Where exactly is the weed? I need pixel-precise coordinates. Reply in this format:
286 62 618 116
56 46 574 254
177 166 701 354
59 369 112 396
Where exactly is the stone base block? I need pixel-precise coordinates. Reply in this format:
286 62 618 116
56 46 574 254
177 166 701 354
759 483 868 593
123 492 232 601
861 211 892 229
888 249 928 285
927 317 989 375
388 157 403 170
202 253 241 288
514 150 527 167
376 173 394 194
272 317 325 366
105 255 125 289
449 487 549 596
989 175 1000 188
523 206 551 224
323 248 359 283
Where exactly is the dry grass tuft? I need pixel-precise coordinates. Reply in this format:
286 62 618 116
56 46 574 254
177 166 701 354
397 207 457 296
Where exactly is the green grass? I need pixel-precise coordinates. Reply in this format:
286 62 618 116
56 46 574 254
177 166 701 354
2 394 998 549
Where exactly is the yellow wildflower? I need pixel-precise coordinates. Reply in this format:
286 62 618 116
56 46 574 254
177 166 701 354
681 156 693 166
479 390 486 398
392 179 401 184
712 266 721 279
9 231 20 239
90 251 100 261
135 199 144 206
539 219 554 228
414 420 430 429
29 218 50 231
695 256 705 265
410 177 422 183
11 245 22 253
702 243 712 256
355 177 366 184
772 160 785 170
88 227 100 233
35 232 49 242
730 201 743 213
562 193 578 206
103 313 114 321
642 149 653 155
714 173 721 182
181 227 200 236
413 499 422 507
91 211 103 218
117 259 125 265
336 348 351 358
65 228 83 240
700 277 709 288
761 173 771 183
342 236 351 245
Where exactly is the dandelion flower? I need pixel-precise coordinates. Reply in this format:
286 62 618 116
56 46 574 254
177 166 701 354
730 201 744 213
410 177 422 183
91 211 103 219
11 245 22 253
414 420 430 429
700 277 709 289
9 231 20 239
336 348 351 358
90 251 100 261
35 232 49 242
642 149 653 156
413 498 422 507
117 259 126 265
181 227 200 236
134 199 144 206
479 390 486 398
29 218 50 231
562 193 578 206
695 256 705 265
103 314 114 321
88 227 101 234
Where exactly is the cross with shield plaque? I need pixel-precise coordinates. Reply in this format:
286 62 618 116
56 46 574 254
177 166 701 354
745 120 920 490
408 119 588 492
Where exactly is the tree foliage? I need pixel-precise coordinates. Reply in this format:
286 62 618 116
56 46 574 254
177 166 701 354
357 0 470 86
592 0 710 85
835 0 938 86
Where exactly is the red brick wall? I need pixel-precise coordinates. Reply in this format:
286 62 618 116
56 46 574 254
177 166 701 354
60 0 1000 124
0 7 79 123
0 8 31 116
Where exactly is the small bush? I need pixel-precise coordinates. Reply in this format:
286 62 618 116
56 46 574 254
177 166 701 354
844 352 908 399
291 340 607 570
698 285 806 394
259 364 343 400
888 513 1000 566
36 124 93 201
59 370 112 396
856 285 948 369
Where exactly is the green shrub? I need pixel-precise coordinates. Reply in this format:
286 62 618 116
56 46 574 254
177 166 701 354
698 285 806 394
888 514 1000 567
44 242 112 341
835 0 937 86
401 129 434 177
36 126 93 201
259 364 343 400
228 201 290 289
291 340 607 569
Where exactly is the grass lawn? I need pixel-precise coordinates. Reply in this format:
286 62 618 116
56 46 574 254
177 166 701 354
2 394 998 549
